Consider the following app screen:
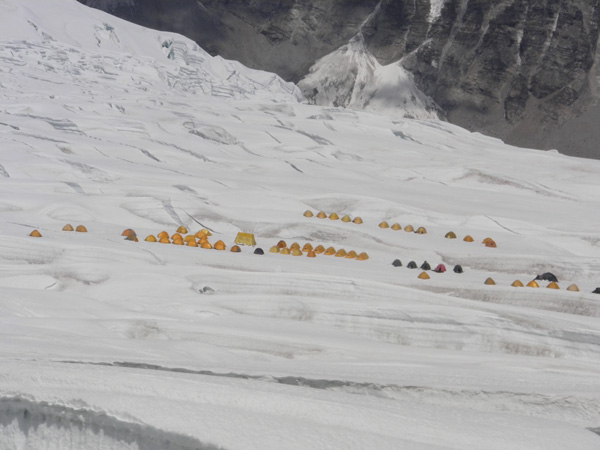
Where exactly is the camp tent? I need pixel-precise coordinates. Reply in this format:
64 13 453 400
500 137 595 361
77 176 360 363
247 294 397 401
317 211 327 219
214 240 226 251
346 250 358 259
187 240 198 247
453 265 463 273
231 245 241 252
314 245 325 254
433 264 446 273
566 284 579 292
176 226 188 234
463 235 474 242
145 235 157 242
418 272 430 279
159 236 170 244
527 280 539 288
592 287 600 294
29 230 42 237
254 248 264 255
341 215 351 222
269 246 280 253
335 249 347 257
407 261 418 269
324 247 336 255
392 259 402 267
379 221 390 229
158 231 169 239
307 250 316 258
416 227 427 234
329 213 339 220
76 225 87 232
535 272 558 283
547 281 560 289
291 249 303 256
290 242 301 250
277 240 287 249
280 247 291 255
511 280 524 287
484 278 496 285
356 252 369 260
235 232 256 246
391 223 401 230
420 261 431 270
62 224 74 231
302 243 313 252
124 235 138 242
404 225 414 232
485 239 497 248
303 210 314 218
445 231 457 239
353 217 363 224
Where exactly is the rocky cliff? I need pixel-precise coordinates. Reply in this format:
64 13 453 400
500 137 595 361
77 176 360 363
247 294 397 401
78 0 600 159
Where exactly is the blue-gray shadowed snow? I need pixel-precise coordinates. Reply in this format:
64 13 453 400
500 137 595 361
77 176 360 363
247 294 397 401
78 0 600 160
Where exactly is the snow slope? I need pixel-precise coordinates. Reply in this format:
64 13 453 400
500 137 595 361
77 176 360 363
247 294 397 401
298 34 441 120
1 1 600 449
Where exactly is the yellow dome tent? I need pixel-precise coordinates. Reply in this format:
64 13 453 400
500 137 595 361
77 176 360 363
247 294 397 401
345 250 358 259
418 271 430 279
317 211 327 219
280 247 291 255
76 225 87 232
277 240 287 249
335 249 347 257
484 277 496 285
445 231 457 239
201 241 212 249
302 243 313 252
566 284 579 292
404 225 414 232
29 230 42 237
187 239 198 247
290 242 301 250
547 281 560 289
145 235 157 242
291 249 303 256
269 246 280 253
463 235 474 242
176 225 188 234
353 217 363 224
416 227 427 234
303 210 314 218
307 250 317 258
214 240 226 251
158 231 169 239
62 224 74 231
356 252 369 260
379 221 389 229
341 215 351 222
122 228 136 237
391 223 401 230
324 247 336 255
511 280 524 287
159 236 170 244
329 213 339 220
314 245 325 254
527 280 539 288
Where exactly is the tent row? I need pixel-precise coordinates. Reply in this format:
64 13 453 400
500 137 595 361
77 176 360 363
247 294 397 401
484 277 580 291
29 224 89 237
269 240 368 260
378 222 427 233
392 259 463 273
445 232 497 247
304 210 363 224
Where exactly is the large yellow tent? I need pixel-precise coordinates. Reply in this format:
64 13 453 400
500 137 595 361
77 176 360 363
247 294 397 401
235 232 256 246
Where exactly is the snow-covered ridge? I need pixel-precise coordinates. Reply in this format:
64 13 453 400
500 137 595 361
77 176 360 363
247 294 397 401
298 35 440 120
0 0 300 102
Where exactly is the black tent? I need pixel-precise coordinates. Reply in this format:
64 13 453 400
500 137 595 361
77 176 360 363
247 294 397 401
535 272 558 283
453 265 463 273
407 261 417 269
420 261 431 270
392 259 402 267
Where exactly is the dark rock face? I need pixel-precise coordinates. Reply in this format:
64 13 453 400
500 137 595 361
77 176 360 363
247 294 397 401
78 0 600 159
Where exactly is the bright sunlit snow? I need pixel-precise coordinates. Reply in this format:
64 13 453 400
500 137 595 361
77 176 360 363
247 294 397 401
1 1 600 449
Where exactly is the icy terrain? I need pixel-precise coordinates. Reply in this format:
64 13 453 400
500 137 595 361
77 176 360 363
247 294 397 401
1 0 600 449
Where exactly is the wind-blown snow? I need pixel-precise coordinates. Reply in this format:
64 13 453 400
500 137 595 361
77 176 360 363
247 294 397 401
1 1 600 449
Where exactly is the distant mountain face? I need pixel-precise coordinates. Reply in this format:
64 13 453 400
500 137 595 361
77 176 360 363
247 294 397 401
78 0 600 159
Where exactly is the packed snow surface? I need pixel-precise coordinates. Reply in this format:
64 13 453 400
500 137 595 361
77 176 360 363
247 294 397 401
1 1 600 449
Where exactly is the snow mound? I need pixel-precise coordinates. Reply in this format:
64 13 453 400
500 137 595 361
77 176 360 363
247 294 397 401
298 35 440 120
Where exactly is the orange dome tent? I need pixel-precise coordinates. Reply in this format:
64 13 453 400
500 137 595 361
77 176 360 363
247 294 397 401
62 224 74 231
29 230 42 237
75 225 87 232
